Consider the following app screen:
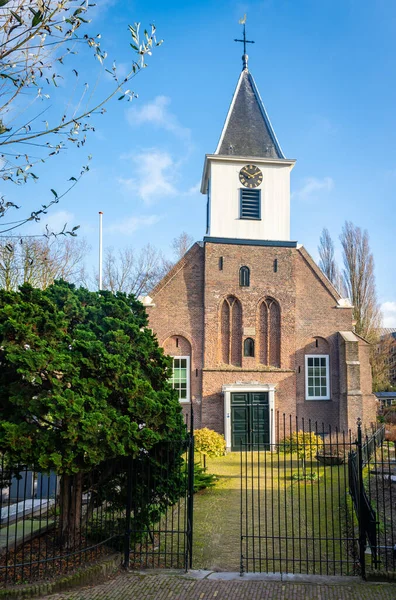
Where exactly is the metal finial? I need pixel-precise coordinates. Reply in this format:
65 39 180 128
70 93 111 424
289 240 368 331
234 18 254 71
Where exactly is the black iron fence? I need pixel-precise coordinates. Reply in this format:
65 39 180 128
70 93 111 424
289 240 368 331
363 428 396 574
2 415 393 587
348 422 385 572
0 457 125 586
125 435 194 570
240 415 394 577
0 434 194 587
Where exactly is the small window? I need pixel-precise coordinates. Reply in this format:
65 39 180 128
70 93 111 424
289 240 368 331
239 266 250 287
170 356 190 403
219 257 223 270
244 338 255 357
305 355 330 400
240 189 261 220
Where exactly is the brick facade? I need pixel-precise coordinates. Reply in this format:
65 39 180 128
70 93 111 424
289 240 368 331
147 240 377 442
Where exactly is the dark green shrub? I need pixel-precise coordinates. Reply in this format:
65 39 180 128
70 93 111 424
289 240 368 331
193 462 217 492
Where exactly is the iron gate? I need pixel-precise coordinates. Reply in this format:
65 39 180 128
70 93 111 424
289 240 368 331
240 415 363 576
124 431 194 571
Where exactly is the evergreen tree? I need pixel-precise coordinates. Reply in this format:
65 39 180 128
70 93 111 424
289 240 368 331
0 281 184 547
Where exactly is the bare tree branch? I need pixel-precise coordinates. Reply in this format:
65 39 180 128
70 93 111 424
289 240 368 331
0 234 88 290
100 244 165 297
171 231 194 261
0 2 163 233
372 333 396 391
340 221 382 341
318 227 344 295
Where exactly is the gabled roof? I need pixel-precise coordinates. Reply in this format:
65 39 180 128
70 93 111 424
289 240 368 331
215 68 285 159
296 246 344 304
150 242 203 298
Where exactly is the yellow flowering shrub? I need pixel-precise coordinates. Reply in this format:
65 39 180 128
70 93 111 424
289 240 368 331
279 431 323 473
194 428 226 458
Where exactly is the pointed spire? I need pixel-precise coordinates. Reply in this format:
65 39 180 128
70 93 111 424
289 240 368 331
215 70 285 159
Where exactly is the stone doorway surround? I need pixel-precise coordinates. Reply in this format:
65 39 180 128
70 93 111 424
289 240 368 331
222 383 276 451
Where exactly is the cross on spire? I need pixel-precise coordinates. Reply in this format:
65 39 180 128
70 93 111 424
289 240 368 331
234 16 254 70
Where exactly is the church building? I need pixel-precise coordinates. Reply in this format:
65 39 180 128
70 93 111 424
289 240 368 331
142 48 377 450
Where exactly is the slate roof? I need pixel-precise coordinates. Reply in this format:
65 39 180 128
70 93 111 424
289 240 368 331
215 69 285 159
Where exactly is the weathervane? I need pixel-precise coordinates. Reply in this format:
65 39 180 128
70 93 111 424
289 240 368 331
234 14 254 70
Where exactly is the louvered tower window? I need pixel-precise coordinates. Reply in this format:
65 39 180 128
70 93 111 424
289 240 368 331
240 189 261 220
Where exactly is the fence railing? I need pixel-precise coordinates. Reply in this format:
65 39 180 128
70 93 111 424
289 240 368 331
363 427 396 574
125 435 194 571
240 415 359 576
0 457 125 587
362 425 385 467
0 434 194 588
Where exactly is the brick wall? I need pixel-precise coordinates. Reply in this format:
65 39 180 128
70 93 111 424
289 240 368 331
147 239 376 438
147 243 205 427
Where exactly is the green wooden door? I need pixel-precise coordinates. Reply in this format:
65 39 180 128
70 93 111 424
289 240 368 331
231 392 270 451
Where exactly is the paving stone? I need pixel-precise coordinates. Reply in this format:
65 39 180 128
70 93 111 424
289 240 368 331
46 571 396 600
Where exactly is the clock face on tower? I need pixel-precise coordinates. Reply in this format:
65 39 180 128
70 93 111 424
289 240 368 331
239 164 263 188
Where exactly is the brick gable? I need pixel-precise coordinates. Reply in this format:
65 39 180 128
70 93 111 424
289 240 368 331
146 240 377 439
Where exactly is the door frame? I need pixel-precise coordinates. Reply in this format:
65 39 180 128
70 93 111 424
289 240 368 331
222 384 276 451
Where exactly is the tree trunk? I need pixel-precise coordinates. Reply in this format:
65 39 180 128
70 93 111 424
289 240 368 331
59 472 83 550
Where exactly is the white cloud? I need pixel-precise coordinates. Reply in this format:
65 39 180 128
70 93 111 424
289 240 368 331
119 149 177 204
381 301 396 327
42 210 75 233
185 181 201 196
106 214 161 236
127 96 191 141
292 177 334 201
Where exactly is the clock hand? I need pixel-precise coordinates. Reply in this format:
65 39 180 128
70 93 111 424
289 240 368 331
242 169 254 178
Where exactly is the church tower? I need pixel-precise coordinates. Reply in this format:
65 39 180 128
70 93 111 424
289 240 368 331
201 52 295 242
145 24 376 449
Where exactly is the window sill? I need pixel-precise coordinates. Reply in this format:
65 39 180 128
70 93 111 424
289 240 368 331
305 397 332 402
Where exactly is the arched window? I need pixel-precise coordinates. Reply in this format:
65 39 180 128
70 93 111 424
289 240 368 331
258 297 281 367
219 295 242 366
244 337 255 357
239 266 250 287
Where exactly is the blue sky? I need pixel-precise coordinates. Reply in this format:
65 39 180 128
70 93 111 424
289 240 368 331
11 0 396 325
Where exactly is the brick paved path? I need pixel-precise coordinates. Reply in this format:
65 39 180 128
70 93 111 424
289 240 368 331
48 572 396 600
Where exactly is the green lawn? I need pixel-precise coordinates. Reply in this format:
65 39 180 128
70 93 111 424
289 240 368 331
192 451 358 575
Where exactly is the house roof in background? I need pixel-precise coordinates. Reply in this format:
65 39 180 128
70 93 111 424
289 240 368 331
378 328 396 338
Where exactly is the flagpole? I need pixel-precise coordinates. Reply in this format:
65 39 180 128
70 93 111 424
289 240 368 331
99 211 103 290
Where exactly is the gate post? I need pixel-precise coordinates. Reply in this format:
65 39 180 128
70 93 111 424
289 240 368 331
123 456 133 569
186 408 195 571
357 418 366 579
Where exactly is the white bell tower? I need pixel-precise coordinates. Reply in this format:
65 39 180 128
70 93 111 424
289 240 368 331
201 52 295 243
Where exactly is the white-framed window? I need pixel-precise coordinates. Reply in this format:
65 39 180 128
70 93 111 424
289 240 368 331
305 355 330 400
170 356 190 403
